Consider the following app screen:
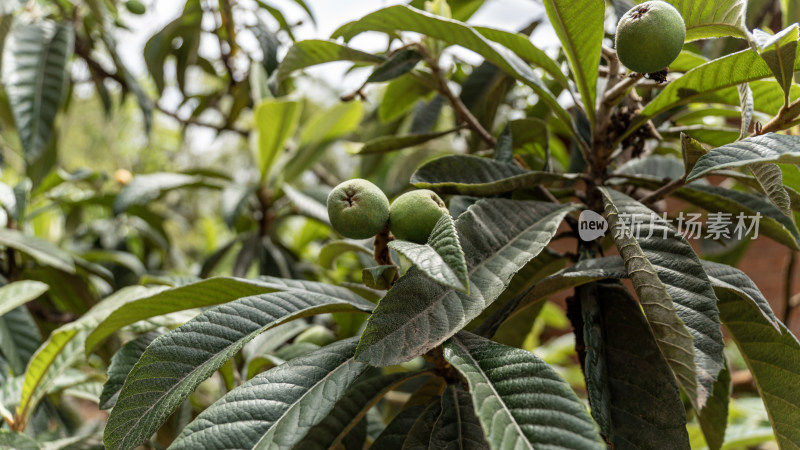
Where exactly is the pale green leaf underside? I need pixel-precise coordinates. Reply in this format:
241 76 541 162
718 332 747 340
411 154 578 196
168 338 367 450
635 0 748 41
753 24 799 103
86 276 369 354
629 47 800 135
600 188 724 409
444 332 605 449
104 291 372 450
688 133 800 180
389 214 469 293
355 199 576 366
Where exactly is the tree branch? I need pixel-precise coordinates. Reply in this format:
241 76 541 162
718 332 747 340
418 45 497 148
755 96 800 135
639 175 685 204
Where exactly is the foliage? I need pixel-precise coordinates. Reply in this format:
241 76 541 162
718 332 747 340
1 0 800 449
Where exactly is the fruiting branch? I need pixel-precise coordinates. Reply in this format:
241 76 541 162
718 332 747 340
373 225 399 284
755 96 800 135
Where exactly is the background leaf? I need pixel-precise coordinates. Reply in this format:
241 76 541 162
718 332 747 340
636 0 748 41
2 21 73 163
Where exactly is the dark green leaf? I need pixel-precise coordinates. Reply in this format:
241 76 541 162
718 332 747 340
297 371 430 449
167 338 368 450
353 129 457 155
579 282 690 448
99 331 161 410
430 384 489 449
411 154 577 196
696 356 731 450
362 265 397 290
367 48 422 83
0 228 75 273
104 291 372 450
444 332 605 448
356 200 576 366
600 188 724 410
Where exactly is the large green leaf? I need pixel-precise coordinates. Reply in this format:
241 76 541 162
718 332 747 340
400 398 443 448
411 154 577 196
444 332 605 449
15 286 164 428
0 228 74 273
600 188 724 410
753 25 799 104
674 183 800 251
355 199 576 366
579 282 690 447
542 0 603 127
430 384 489 449
628 48 800 136
254 99 301 181
167 338 368 450
702 260 779 329
1 21 73 162
297 371 430 449
104 291 372 450
714 285 800 447
85 276 368 354
0 430 40 450
388 214 469 293
275 39 384 85
687 133 800 180
0 280 47 317
99 331 161 410
634 0 748 41
332 5 576 140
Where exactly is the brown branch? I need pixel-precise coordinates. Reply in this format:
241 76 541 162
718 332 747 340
155 103 248 136
638 175 686 204
417 45 496 148
755 97 800 135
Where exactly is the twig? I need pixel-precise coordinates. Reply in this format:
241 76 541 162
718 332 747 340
784 251 797 328
373 225 399 284
417 45 497 148
755 97 800 135
639 175 685 204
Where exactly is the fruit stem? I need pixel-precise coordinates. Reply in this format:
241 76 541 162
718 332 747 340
373 225 399 284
